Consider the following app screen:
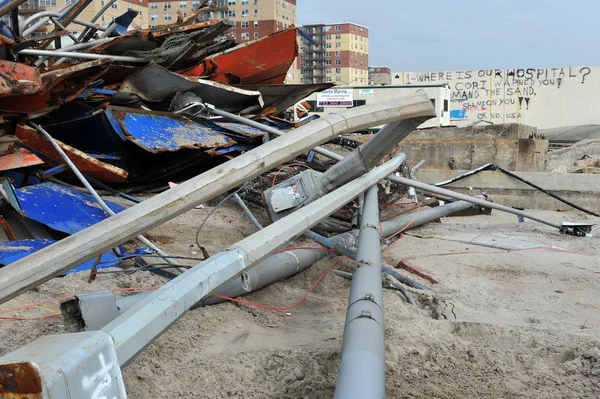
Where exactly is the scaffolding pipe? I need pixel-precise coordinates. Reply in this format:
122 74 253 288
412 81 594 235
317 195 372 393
22 10 102 37
35 37 113 66
26 122 183 272
334 185 385 399
210 107 569 231
0 96 434 304
18 49 147 63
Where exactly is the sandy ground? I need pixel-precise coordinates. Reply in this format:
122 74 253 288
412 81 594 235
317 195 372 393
0 197 599 398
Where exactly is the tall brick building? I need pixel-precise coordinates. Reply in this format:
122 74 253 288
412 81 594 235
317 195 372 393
198 0 296 43
298 22 369 85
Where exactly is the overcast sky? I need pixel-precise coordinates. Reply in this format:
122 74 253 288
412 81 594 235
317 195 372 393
298 0 600 72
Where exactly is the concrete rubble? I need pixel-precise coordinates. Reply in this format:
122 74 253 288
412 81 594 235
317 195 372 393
0 1 598 398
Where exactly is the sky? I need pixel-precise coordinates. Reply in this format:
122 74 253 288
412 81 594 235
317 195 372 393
298 0 600 72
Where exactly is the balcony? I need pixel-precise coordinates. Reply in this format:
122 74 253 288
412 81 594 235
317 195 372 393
19 0 45 14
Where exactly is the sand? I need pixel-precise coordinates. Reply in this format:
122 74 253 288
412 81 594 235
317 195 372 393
548 139 600 173
0 198 599 398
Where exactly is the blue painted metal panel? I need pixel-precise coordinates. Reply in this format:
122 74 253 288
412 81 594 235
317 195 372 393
0 239 120 274
215 144 254 155
105 108 235 153
113 10 138 36
3 182 126 234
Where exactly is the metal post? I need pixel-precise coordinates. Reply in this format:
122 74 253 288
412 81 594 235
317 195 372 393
0 156 406 398
232 193 263 230
0 98 430 304
18 49 148 63
211 107 575 232
27 122 183 272
379 196 486 237
334 185 385 399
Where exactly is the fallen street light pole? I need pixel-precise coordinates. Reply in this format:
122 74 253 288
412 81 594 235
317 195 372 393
210 107 590 235
0 154 407 398
334 185 385 399
0 93 436 305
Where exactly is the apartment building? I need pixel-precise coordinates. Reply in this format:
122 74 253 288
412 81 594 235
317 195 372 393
298 22 369 86
368 66 391 85
197 0 296 42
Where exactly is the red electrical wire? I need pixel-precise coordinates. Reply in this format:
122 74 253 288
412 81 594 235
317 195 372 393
0 286 161 322
271 163 313 187
212 258 344 312
385 201 421 240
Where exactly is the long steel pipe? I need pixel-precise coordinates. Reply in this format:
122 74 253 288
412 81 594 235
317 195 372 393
334 185 385 399
0 95 434 304
210 108 567 231
379 196 485 237
18 49 147 63
22 11 102 36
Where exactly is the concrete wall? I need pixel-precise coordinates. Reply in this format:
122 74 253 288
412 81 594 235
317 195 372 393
400 124 548 172
416 169 600 212
392 66 600 129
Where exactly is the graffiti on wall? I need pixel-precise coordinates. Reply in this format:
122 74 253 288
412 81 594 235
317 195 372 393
393 67 594 127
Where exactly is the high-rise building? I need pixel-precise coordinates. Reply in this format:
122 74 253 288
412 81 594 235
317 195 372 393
368 66 391 85
297 22 369 86
197 0 296 43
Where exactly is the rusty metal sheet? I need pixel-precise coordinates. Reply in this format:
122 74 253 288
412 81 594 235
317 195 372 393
0 59 111 115
15 124 128 183
0 60 43 97
105 106 236 153
148 19 222 40
0 362 42 398
0 148 44 171
181 26 298 85
120 62 263 112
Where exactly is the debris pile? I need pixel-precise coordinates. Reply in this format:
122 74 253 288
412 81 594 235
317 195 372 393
0 1 334 273
548 139 600 173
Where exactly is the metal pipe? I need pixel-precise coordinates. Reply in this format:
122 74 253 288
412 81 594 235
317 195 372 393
21 5 70 36
211 108 568 231
22 11 102 37
18 49 147 63
0 98 429 304
233 193 263 230
35 37 113 67
49 16 80 43
380 196 485 238
334 185 385 399
76 0 117 41
26 122 183 272
0 157 405 395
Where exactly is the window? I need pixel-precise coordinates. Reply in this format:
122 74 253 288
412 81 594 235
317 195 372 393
101 15 105 23
335 33 340 39
227 10 235 16
336 76 341 82
241 32 250 40
192 0 200 6
325 51 332 57
241 9 248 16
180 1 187 7
336 68 341 73
227 0 235 4
335 25 341 31
253 9 258 16
150 2 157 8
254 20 258 27
111 2 117 8
127 2 132 8
254 32 258 39
242 0 248 3
164 13 172 20
241 21 249 28
163 2 171 9
326 42 331 48
444 99 449 112
335 42 341 48
253 0 257 3
335 59 341 65
335 51 340 56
